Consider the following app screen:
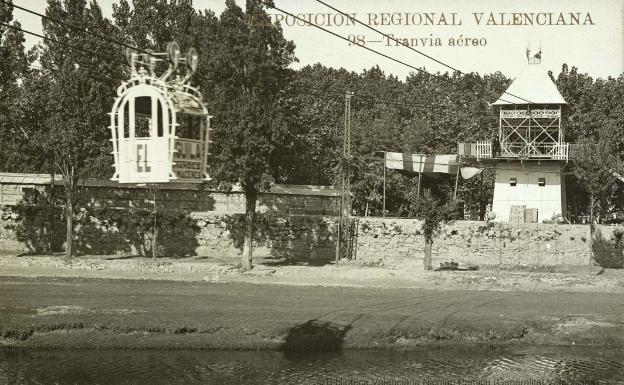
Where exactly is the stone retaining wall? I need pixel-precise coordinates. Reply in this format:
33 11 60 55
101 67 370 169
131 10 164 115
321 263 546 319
0 206 338 263
356 218 593 267
1 204 622 268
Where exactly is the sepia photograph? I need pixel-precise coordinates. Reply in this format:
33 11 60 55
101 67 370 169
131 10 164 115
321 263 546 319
0 0 623 383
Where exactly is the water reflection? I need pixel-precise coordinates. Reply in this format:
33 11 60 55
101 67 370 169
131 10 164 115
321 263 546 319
0 346 622 385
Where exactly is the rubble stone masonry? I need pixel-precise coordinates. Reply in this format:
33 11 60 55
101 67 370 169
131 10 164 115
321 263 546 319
0 176 621 267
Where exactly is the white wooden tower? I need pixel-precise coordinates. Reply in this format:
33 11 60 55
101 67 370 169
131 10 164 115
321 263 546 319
459 49 570 222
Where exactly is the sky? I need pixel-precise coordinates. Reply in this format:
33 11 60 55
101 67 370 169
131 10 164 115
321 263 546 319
11 0 624 80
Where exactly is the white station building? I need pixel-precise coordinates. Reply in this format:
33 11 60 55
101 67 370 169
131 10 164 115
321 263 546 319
459 52 570 223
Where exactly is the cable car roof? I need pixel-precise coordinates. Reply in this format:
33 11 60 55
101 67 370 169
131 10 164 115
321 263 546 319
168 89 206 115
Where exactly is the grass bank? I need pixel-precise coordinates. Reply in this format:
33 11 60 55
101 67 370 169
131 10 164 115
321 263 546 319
1 277 622 350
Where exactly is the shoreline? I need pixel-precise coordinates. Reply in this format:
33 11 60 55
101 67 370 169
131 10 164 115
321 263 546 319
2 321 620 351
1 275 623 351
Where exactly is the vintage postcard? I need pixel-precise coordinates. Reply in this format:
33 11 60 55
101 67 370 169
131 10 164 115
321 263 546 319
0 0 623 384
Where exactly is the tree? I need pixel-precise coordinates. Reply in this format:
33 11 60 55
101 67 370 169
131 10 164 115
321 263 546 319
572 138 618 223
113 0 205 55
0 2 39 172
409 188 459 270
32 0 124 259
209 0 296 271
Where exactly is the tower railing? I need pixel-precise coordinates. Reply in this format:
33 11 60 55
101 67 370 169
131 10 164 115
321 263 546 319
476 141 492 159
500 142 569 160
458 141 569 161
458 141 492 159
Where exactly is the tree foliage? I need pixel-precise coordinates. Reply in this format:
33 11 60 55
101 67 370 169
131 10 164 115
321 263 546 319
24 0 125 258
0 2 37 171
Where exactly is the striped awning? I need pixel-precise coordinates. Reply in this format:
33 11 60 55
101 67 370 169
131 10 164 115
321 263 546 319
383 152 482 179
384 152 458 174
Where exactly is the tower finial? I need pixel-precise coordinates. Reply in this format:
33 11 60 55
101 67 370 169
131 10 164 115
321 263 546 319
527 42 542 65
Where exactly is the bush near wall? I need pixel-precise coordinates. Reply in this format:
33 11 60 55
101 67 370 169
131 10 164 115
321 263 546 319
1 205 200 257
190 213 337 264
0 205 338 264
2 203 623 268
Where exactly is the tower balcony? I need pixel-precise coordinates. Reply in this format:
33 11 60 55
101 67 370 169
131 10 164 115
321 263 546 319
458 141 570 161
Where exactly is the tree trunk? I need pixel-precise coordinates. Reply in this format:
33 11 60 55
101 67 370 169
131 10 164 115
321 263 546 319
65 197 73 260
588 192 595 265
152 214 158 259
241 189 257 272
589 223 595 265
423 240 433 270
49 159 55 252
589 192 595 224
152 186 158 259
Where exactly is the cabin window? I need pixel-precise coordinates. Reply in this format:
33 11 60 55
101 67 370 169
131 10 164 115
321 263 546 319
509 177 517 187
157 102 164 137
134 97 152 138
538 177 546 186
123 102 130 138
176 113 201 140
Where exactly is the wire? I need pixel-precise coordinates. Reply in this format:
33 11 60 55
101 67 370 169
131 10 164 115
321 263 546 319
312 0 533 105
296 83 454 110
1 22 128 67
9 3 495 116
256 0 518 105
7 11 442 111
10 2 492 112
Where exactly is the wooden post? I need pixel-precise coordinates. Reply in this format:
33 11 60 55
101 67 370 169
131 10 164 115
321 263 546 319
49 154 56 252
382 155 386 217
417 172 422 197
479 171 484 220
150 184 159 259
335 226 340 264
416 154 423 197
454 157 460 199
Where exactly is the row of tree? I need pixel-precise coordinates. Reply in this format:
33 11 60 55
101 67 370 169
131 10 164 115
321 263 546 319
1 0 623 268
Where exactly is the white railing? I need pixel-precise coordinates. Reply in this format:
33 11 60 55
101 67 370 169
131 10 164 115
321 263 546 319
476 141 492 159
549 143 569 160
500 109 561 119
458 141 569 161
500 143 569 160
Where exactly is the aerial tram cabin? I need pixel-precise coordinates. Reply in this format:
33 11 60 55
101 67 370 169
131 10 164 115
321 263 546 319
109 42 211 184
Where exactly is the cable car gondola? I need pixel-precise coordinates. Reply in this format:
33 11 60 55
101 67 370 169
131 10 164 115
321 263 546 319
109 42 211 184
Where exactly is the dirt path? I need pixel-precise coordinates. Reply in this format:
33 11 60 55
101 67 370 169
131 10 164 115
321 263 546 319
0 254 622 293
1 276 623 349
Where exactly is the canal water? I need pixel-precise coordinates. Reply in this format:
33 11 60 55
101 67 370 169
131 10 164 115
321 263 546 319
1 346 622 384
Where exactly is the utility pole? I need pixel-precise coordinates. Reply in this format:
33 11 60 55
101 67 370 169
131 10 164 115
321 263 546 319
336 91 353 264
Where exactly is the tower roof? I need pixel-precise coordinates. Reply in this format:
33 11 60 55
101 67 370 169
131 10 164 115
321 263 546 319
492 64 567 105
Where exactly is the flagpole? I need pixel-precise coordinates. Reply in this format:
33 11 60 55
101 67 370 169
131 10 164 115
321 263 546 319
454 156 460 199
417 155 422 197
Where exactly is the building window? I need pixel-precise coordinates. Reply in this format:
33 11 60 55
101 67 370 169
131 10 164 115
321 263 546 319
538 177 546 186
509 177 517 186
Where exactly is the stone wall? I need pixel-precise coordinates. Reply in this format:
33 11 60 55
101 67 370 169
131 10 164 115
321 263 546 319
356 218 593 267
193 213 336 264
0 182 624 267
0 205 337 263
